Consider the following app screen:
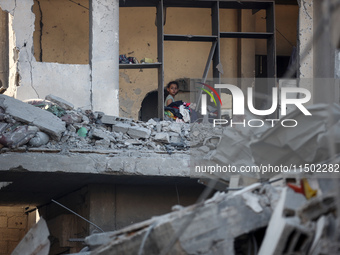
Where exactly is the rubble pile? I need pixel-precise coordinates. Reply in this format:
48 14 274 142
3 93 340 254
0 94 219 153
68 177 339 255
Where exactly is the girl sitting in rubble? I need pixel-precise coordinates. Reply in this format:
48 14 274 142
165 81 179 106
164 81 193 122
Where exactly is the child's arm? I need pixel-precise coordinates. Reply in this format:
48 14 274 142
166 98 173 106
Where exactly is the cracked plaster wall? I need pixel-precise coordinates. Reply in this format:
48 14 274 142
0 0 92 109
32 0 89 64
0 0 119 115
0 1 300 120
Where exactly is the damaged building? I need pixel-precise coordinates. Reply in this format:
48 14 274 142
0 0 340 254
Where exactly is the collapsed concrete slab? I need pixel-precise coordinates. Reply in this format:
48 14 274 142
81 185 276 255
45 94 74 111
258 188 314 255
0 94 66 140
250 104 340 168
127 126 151 139
0 151 191 176
11 218 50 255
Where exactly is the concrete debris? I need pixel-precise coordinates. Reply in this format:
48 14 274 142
82 185 276 255
202 136 220 149
0 124 38 148
153 132 170 143
100 115 118 125
0 94 66 140
198 145 210 153
250 103 340 168
258 188 314 255
112 123 131 134
1 93 339 255
242 192 263 213
298 193 336 223
61 112 83 124
191 103 340 185
64 176 340 255
11 218 50 255
28 131 50 147
308 214 338 255
127 126 151 139
45 94 74 110
0 94 197 152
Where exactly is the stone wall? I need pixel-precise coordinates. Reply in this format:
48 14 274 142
0 207 27 255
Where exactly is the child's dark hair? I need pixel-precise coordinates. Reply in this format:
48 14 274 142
166 81 179 89
164 81 179 98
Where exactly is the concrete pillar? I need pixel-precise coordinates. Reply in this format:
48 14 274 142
90 0 119 116
0 8 9 93
313 0 338 104
298 0 313 79
6 13 17 98
336 50 340 79
297 0 314 106
88 184 116 234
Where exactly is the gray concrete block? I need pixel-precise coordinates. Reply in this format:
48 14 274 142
168 123 182 134
198 145 210 153
147 119 157 125
0 152 191 177
45 94 74 110
95 138 111 148
113 123 130 134
101 115 116 125
127 126 151 139
258 188 313 255
0 95 66 140
91 128 110 140
298 193 336 222
153 132 170 143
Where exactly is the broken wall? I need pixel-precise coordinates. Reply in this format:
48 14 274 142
0 7 17 97
32 0 89 64
0 206 28 255
0 8 9 94
0 1 298 120
0 0 119 116
0 0 92 110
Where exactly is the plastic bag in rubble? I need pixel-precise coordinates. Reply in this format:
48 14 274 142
0 124 39 148
24 99 66 117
